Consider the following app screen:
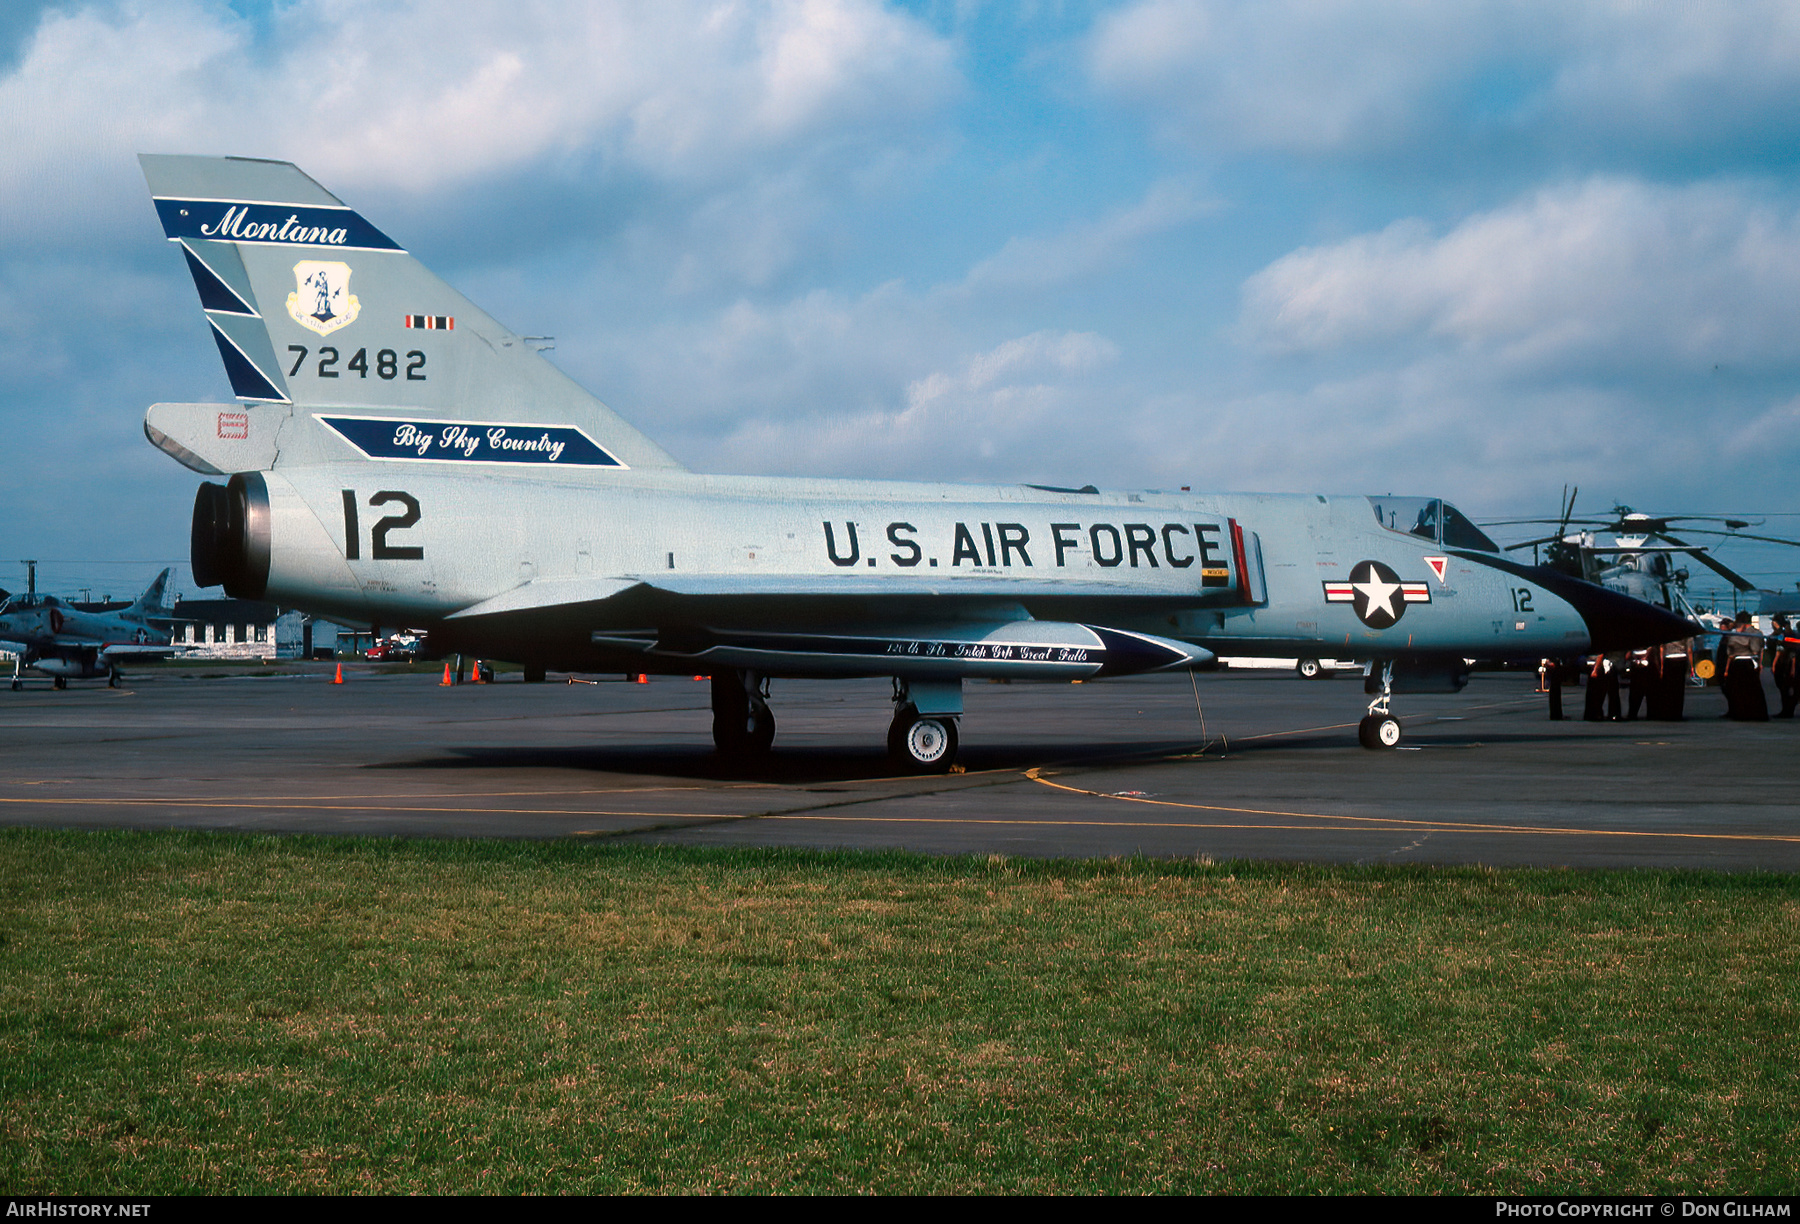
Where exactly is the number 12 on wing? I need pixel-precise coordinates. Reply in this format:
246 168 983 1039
341 490 423 561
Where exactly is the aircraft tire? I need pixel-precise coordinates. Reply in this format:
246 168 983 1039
712 716 740 755
886 706 916 761
1296 657 1324 680
1358 714 1401 750
747 706 776 754
891 714 958 773
711 671 748 757
713 715 773 757
712 698 775 758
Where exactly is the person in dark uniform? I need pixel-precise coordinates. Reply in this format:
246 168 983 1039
1650 638 1690 722
1770 615 1799 719
1540 657 1564 720
1584 653 1621 721
1625 648 1654 720
1717 613 1769 721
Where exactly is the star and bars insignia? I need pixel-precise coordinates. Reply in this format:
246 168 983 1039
1323 560 1432 629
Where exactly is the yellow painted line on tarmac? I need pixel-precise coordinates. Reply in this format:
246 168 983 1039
0 785 723 801
0 796 743 821
758 813 1505 834
1222 695 1543 744
8 785 1796 846
1023 767 1800 845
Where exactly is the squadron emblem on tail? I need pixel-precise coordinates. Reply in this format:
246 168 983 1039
286 260 360 336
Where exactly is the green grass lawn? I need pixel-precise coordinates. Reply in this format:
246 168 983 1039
1 829 1795 1194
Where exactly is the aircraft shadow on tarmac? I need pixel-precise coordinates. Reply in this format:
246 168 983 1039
357 703 1676 784
366 739 1237 784
357 728 1524 783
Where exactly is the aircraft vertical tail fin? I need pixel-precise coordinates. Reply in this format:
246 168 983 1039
138 154 684 472
132 568 172 615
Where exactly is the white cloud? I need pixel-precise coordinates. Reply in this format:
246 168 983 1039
700 326 1121 479
0 0 956 233
600 280 1127 481
901 329 1119 417
1091 0 1488 155
959 180 1218 291
1210 178 1800 515
1088 0 1800 162
1240 177 1800 377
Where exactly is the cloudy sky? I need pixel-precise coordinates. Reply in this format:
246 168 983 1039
6 0 1800 599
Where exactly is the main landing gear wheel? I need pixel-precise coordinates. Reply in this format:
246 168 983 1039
888 710 958 774
711 670 775 759
52 676 66 690
1358 714 1402 749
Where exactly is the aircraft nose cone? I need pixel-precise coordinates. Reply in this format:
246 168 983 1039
1553 577 1701 651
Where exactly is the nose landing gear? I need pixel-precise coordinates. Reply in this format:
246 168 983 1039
1358 661 1402 749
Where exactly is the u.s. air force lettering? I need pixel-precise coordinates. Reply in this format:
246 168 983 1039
317 416 624 467
1323 560 1432 629
822 519 1243 577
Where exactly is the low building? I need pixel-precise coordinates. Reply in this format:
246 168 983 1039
164 598 340 660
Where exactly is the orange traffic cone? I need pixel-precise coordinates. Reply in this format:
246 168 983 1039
441 661 454 687
635 673 649 684
333 662 344 685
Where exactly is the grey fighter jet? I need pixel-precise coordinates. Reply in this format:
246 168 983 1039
0 568 179 690
138 155 1694 765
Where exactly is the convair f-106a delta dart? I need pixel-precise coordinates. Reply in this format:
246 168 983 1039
139 155 1693 768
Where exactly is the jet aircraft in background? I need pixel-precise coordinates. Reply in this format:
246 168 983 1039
138 155 1693 766
0 568 180 689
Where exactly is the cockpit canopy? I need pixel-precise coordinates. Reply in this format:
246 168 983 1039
0 592 61 614
1366 496 1499 552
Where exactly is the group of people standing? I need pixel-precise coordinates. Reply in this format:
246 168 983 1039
1538 613 1800 722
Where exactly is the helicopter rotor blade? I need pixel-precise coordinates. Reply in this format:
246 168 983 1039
1656 532 1756 592
1692 529 1800 548
1481 516 1614 528
1504 534 1570 551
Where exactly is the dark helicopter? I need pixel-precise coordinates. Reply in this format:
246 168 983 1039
1482 488 1800 618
